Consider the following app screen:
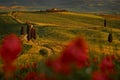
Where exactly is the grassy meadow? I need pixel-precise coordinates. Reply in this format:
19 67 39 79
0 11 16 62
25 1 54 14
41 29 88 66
0 12 120 60
0 11 120 69
0 14 22 39
13 11 120 53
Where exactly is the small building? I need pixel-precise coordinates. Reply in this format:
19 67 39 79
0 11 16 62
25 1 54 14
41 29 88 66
51 8 58 11
46 8 67 12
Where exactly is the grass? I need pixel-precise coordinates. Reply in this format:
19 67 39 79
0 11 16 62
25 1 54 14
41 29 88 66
12 12 102 27
0 11 120 65
13 12 120 28
0 14 23 39
0 11 120 80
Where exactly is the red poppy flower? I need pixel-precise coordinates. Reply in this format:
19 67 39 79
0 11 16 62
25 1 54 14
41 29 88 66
92 71 110 80
2 63 16 79
46 58 71 75
32 62 37 69
0 34 22 64
2 63 16 73
39 73 48 80
46 58 61 73
60 37 88 68
75 53 89 68
100 56 114 73
46 37 88 75
24 72 40 80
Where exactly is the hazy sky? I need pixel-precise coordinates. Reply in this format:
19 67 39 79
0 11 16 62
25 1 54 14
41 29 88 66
0 0 119 13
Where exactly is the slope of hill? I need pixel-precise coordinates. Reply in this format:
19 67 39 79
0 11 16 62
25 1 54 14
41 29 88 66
0 11 120 65
10 11 120 55
13 11 120 28
0 14 23 39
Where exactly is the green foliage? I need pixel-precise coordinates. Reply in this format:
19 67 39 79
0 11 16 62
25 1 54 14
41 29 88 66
39 48 48 56
0 15 23 39
108 33 113 43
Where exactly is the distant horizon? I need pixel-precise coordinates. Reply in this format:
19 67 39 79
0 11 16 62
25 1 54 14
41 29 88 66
0 0 120 14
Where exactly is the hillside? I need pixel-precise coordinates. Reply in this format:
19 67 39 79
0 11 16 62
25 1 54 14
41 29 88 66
0 11 120 65
0 14 23 39
12 11 120 28
10 11 120 55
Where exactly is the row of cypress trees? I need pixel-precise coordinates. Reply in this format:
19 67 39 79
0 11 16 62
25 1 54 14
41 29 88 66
104 18 113 43
20 22 37 41
20 18 112 42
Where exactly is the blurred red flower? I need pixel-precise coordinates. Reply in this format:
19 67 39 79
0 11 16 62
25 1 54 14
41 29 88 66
32 62 37 69
46 58 71 75
2 63 16 79
93 58 97 63
75 53 89 68
24 72 40 80
60 37 88 68
0 34 22 79
2 63 16 73
46 37 88 75
92 71 110 80
100 56 114 73
39 73 57 80
0 34 22 64
26 64 30 69
39 73 48 80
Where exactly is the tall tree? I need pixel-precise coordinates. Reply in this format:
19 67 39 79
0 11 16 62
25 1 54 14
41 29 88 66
31 28 37 40
104 18 107 27
33 28 37 40
20 26 25 35
26 23 32 41
108 33 113 43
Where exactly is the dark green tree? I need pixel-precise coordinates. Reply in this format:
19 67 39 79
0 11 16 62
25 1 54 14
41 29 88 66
20 26 25 35
26 22 32 41
104 18 107 27
31 28 37 40
33 28 37 40
108 33 113 43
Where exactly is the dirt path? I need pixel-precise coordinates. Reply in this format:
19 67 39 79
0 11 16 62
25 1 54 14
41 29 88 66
10 15 59 26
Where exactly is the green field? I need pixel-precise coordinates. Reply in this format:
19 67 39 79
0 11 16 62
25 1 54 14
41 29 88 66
12 12 120 28
0 11 120 80
0 14 23 39
0 11 120 65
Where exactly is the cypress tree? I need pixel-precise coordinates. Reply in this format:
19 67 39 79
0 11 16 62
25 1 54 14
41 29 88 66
27 33 31 41
108 33 113 43
26 24 32 41
104 18 106 27
31 27 34 39
26 23 31 35
33 28 37 40
20 26 25 35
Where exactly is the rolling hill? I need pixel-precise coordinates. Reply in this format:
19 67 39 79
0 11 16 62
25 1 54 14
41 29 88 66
12 11 120 28
0 11 120 66
0 11 120 54
9 11 120 55
0 13 23 39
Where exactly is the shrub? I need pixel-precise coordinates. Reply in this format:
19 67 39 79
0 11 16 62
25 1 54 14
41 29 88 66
39 47 49 56
108 33 113 43
20 26 25 35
